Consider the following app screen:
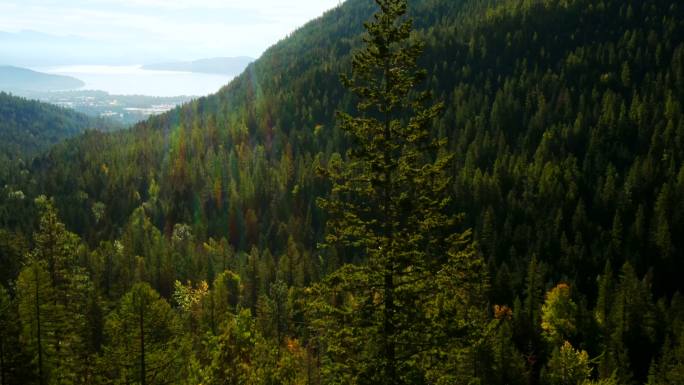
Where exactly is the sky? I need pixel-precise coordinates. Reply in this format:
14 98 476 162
0 0 343 65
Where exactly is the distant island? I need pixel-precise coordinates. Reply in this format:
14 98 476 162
0 65 84 92
142 56 253 75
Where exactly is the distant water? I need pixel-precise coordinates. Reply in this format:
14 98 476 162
35 65 234 97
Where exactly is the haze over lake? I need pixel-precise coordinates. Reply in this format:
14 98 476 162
35 65 234 96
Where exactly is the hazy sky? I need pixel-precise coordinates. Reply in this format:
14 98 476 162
0 0 342 63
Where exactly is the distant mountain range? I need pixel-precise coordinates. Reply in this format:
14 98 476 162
142 57 253 75
1 1 684 384
0 66 84 92
1 30 254 70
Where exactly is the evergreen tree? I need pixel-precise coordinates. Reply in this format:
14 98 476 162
204 270 241 335
541 283 577 346
16 259 53 385
16 197 87 385
1 0 684 384
205 309 263 385
0 229 26 289
102 282 184 385
595 261 615 379
0 285 28 385
540 341 591 385
313 0 482 383
0 285 9 385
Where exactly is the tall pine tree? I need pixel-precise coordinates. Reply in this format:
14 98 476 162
312 1 483 384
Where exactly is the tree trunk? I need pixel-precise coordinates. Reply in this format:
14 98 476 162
384 270 396 384
0 335 5 385
382 52 397 385
139 298 146 385
34 265 44 385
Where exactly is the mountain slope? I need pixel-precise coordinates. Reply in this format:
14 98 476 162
0 65 84 92
15 0 684 382
36 0 684 287
0 92 116 161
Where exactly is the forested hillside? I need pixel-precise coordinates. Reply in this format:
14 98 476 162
0 92 114 160
1 0 683 384
0 92 116 220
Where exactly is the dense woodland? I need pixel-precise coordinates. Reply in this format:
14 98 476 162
0 92 116 192
0 0 684 384
0 92 116 159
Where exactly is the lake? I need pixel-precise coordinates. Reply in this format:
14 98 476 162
35 65 235 97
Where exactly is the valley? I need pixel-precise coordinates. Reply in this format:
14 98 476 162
14 89 192 125
1 63 247 125
0 0 682 384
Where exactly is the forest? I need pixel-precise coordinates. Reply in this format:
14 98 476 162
0 0 683 384
0 91 117 196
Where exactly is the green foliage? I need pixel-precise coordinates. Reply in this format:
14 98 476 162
312 1 487 384
0 229 27 288
204 270 241 334
103 282 185 385
204 309 261 385
0 285 10 377
0 283 33 384
16 260 54 384
489 311 529 385
0 92 114 162
541 341 592 385
542 283 578 346
31 196 82 292
0 0 683 384
15 198 100 385
646 294 684 385
422 239 492 384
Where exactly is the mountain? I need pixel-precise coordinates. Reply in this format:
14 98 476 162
0 92 115 161
0 65 84 92
1 0 684 384
142 56 254 75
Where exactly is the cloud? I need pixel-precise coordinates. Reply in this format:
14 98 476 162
0 0 341 61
